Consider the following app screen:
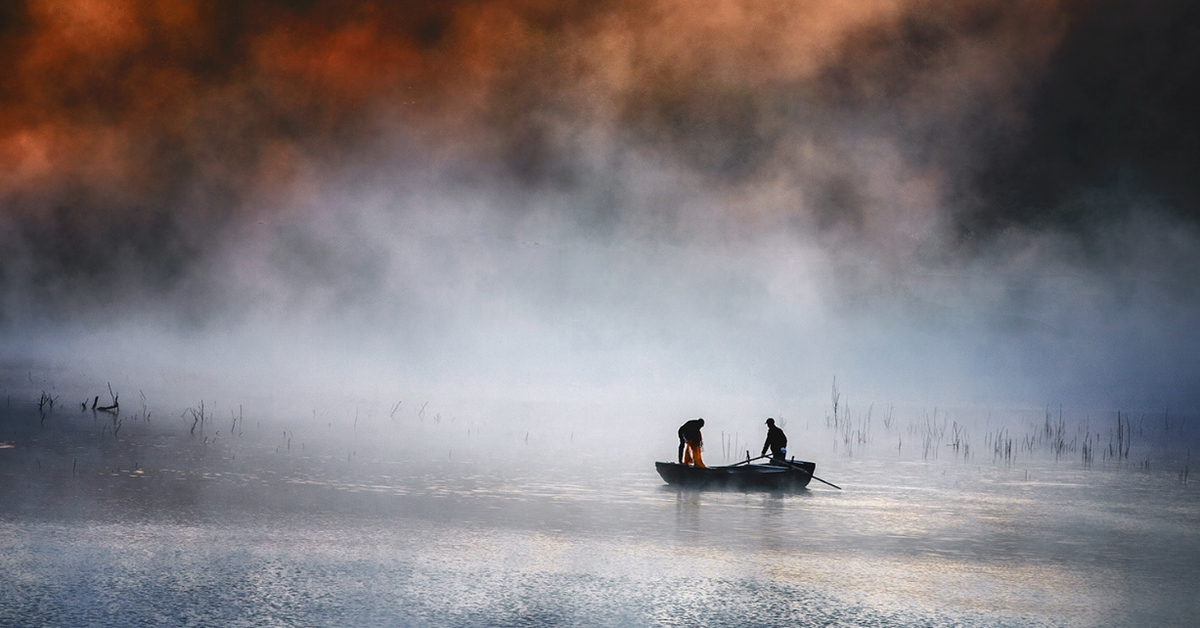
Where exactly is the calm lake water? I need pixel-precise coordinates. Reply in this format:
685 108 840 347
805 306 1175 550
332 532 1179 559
1 379 1197 627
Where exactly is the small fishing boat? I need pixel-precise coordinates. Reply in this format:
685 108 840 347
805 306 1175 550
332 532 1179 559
655 458 818 490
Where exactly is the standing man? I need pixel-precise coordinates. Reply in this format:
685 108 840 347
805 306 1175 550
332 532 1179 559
762 418 787 461
677 418 705 467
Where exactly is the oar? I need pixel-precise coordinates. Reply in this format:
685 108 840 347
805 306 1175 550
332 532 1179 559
780 459 842 490
724 451 772 465
808 474 843 490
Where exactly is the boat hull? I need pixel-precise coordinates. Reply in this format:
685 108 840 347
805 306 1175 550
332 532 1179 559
655 460 815 490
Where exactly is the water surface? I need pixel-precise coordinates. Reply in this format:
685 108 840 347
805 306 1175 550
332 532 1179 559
1 392 1196 627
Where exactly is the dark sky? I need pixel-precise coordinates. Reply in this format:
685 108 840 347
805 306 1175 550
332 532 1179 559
1 0 1198 410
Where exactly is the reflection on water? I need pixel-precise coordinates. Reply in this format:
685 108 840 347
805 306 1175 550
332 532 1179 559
1 400 1198 627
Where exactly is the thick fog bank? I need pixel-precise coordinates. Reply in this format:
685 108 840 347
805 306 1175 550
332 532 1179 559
2 0 1198 412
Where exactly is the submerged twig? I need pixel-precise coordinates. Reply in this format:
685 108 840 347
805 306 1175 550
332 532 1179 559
184 401 207 436
97 384 119 412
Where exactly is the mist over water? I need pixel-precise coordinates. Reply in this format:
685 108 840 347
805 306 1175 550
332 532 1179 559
2 0 1198 413
2 0 1200 625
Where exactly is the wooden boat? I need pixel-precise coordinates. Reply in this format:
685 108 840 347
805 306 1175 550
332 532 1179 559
655 458 817 490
